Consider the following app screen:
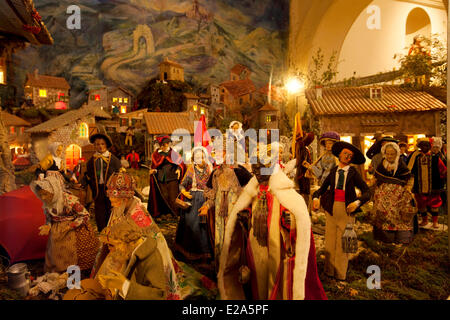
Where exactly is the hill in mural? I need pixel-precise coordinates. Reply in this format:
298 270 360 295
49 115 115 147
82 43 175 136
11 0 288 109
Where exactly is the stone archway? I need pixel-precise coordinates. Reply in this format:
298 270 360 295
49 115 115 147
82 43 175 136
132 24 155 56
289 0 448 74
405 7 432 45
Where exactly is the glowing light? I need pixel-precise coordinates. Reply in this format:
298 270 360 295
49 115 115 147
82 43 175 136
341 136 352 143
39 89 47 97
0 71 4 84
79 123 88 138
120 106 127 114
193 105 198 111
55 101 67 109
286 77 304 94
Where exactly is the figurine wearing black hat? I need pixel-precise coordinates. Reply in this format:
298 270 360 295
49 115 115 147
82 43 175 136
147 135 186 218
367 136 399 175
312 141 370 280
82 133 121 232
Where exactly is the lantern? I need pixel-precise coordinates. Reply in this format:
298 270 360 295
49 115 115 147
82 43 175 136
0 57 6 85
341 223 358 254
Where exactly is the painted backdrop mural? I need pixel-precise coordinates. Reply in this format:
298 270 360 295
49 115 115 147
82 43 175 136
12 0 288 108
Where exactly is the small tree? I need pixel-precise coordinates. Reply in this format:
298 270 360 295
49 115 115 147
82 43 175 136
396 35 447 88
137 79 193 112
307 48 339 88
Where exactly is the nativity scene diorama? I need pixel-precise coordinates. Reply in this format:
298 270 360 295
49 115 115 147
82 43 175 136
0 0 448 302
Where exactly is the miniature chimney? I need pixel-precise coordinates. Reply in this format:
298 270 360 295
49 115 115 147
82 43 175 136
315 86 323 99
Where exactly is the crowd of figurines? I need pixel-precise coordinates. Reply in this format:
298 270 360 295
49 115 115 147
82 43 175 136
18 121 447 300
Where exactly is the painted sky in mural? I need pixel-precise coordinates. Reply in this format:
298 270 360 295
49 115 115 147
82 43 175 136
12 0 288 108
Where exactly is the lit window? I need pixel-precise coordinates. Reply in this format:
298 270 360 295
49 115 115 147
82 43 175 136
200 108 205 115
407 134 426 152
119 98 123 103
363 136 375 170
193 105 198 111
120 106 127 114
341 136 352 143
0 57 5 84
79 123 89 138
113 97 118 102
20 127 24 134
95 94 100 101
39 89 47 97
10 127 15 134
124 98 128 103
266 115 272 122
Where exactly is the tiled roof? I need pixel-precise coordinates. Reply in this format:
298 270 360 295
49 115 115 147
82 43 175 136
220 79 256 97
231 64 250 75
159 58 183 69
25 73 70 90
26 105 111 133
183 93 199 99
143 112 194 135
110 86 135 97
258 103 278 112
306 86 447 116
0 111 31 127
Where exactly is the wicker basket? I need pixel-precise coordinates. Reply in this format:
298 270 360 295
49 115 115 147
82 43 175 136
175 193 191 210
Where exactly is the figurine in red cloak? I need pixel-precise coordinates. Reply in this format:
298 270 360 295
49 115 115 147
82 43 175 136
147 136 186 218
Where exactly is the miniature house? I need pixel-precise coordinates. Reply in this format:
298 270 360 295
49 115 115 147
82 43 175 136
24 70 70 109
87 86 134 115
159 57 184 82
26 105 111 170
230 64 251 81
258 103 280 130
219 79 256 115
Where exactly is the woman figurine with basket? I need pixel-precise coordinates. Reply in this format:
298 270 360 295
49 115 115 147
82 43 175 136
174 147 213 263
371 142 416 244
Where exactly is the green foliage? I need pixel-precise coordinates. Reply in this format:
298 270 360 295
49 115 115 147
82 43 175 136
302 105 319 136
399 54 433 80
127 168 149 191
396 35 447 88
137 78 193 112
322 230 450 300
20 108 39 118
307 48 339 87
279 112 292 137
108 131 146 159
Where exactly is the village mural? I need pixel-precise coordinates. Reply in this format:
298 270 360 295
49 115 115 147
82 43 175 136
10 0 288 109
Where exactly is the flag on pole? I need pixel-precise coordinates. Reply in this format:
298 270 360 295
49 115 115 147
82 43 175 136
194 115 212 153
292 112 303 156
